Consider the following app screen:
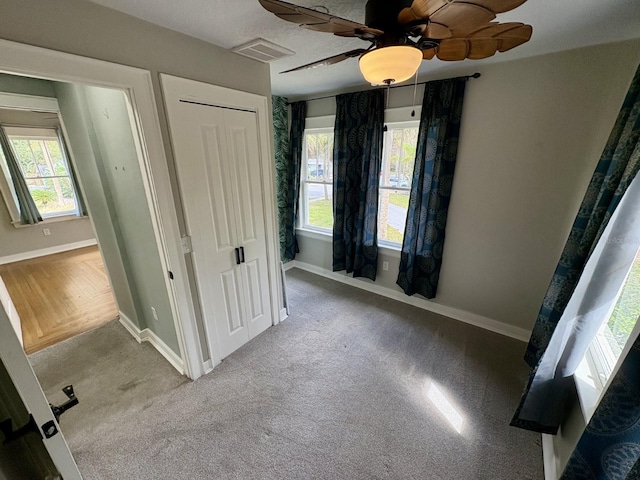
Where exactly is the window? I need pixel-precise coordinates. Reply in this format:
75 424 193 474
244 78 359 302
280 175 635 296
378 123 418 246
584 247 640 389
300 128 334 232
0 126 79 220
299 121 419 247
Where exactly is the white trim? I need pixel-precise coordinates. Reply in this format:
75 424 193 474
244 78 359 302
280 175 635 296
289 261 531 342
0 92 60 112
203 359 214 374
0 38 202 380
118 312 184 375
0 239 97 265
384 106 422 124
542 433 559 480
305 115 334 130
280 308 288 322
282 261 296 271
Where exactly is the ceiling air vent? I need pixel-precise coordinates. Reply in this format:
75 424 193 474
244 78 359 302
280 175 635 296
232 38 294 63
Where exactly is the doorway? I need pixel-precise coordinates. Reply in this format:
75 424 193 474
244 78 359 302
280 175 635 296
0 73 179 362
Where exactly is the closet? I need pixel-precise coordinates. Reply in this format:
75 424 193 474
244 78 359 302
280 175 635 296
162 77 274 361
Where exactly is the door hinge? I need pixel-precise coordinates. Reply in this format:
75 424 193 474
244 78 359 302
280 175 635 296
181 235 193 254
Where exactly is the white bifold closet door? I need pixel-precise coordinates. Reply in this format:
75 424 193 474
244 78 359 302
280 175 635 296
168 100 272 360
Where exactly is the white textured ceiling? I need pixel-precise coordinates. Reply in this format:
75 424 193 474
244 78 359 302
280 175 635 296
87 0 640 97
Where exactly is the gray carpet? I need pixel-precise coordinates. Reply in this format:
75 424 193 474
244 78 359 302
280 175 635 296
30 268 542 479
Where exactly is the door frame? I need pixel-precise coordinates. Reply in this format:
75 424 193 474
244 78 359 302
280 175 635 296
161 74 283 369
0 39 204 379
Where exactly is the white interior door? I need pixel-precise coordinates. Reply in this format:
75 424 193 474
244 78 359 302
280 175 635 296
168 100 272 360
0 300 82 479
224 110 272 340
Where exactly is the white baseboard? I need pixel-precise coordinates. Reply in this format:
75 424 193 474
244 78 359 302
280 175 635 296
0 239 98 265
203 359 214 374
542 433 559 480
289 261 531 342
118 312 184 375
282 261 296 272
279 308 288 322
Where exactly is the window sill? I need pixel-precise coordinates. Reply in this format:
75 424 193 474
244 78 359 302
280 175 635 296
574 352 603 424
11 214 88 229
295 227 402 259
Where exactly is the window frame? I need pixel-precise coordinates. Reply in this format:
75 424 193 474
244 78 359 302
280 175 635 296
296 108 421 252
0 124 81 224
299 124 335 234
575 249 640 422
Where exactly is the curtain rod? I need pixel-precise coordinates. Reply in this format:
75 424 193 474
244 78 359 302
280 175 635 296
287 72 480 104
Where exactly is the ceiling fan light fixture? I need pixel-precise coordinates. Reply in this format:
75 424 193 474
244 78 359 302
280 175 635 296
359 45 422 86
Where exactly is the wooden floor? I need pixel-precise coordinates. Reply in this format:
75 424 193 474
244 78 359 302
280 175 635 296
0 246 118 354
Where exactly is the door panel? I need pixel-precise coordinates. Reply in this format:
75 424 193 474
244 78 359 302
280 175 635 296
223 110 272 339
170 101 249 360
168 101 273 361
244 260 264 320
201 125 236 251
228 127 257 243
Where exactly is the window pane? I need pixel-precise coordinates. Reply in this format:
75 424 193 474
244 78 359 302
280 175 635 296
606 249 640 352
45 140 69 176
380 127 418 188
378 189 409 244
305 183 333 230
378 125 418 245
305 132 334 182
26 177 76 216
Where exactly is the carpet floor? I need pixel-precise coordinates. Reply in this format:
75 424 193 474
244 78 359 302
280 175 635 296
30 268 542 479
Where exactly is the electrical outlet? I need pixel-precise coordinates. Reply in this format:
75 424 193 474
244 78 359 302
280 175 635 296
382 261 389 271
151 306 158 322
43 228 51 236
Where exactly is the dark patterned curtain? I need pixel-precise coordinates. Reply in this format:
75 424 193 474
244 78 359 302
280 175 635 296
561 336 640 479
283 101 306 261
272 96 290 261
511 63 640 435
524 64 640 369
0 126 42 224
332 89 384 281
396 78 466 298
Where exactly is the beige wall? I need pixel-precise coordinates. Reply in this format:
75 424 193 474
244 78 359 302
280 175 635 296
294 39 640 334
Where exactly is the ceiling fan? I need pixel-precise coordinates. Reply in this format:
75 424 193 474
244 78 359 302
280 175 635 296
258 0 532 85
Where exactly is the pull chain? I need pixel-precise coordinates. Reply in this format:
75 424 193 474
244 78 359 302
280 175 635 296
411 71 419 117
385 80 391 109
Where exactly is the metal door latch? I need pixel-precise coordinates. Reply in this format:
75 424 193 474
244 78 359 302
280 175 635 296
50 385 79 422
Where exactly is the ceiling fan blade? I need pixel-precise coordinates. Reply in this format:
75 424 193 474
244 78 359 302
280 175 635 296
436 39 469 61
468 22 523 38
466 38 500 59
430 3 496 36
463 0 528 14
423 47 437 60
334 26 385 39
496 24 532 51
423 22 452 40
258 0 368 35
280 49 367 74
398 0 448 25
